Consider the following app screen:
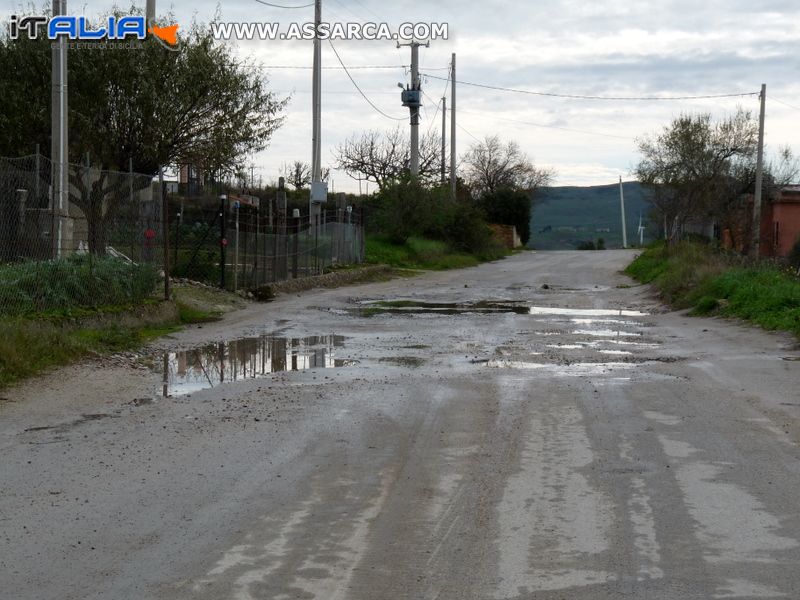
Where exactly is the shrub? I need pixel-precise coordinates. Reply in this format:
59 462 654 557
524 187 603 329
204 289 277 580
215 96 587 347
370 179 500 258
0 255 159 316
479 188 532 245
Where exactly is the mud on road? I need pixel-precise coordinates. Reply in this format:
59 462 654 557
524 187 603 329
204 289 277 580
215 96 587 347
2 250 799 599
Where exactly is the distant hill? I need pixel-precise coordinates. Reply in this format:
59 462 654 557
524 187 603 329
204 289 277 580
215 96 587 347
529 182 655 250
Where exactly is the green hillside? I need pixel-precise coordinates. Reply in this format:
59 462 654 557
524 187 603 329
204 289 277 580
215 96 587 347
529 182 655 250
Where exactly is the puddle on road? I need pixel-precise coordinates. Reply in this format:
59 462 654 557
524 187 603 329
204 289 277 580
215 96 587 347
347 300 531 317
345 300 650 320
573 329 643 338
486 359 638 376
159 334 353 397
528 307 648 317
570 318 641 327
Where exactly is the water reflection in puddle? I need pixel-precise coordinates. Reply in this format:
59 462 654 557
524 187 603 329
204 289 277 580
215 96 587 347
347 301 649 319
486 360 637 376
570 318 640 326
573 329 642 337
159 335 350 397
528 307 648 317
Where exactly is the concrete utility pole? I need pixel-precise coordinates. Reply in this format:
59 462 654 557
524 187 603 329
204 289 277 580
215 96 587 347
399 40 427 178
751 83 766 257
146 0 155 24
450 53 456 199
309 0 326 246
619 176 628 248
410 43 420 177
441 97 447 184
51 0 69 258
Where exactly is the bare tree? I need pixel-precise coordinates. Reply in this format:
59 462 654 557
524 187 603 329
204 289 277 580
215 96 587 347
282 161 312 189
463 135 553 197
333 127 441 191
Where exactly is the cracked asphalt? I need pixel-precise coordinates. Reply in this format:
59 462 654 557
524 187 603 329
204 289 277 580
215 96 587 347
1 249 799 599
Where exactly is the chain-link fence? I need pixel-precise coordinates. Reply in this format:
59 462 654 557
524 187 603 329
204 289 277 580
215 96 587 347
172 196 364 291
1 153 364 317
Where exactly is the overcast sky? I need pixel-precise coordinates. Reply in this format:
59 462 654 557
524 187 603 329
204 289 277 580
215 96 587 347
3 0 799 192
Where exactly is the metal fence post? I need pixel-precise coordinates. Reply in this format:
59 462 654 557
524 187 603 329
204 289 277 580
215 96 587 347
219 194 227 289
161 175 170 301
233 201 240 292
292 213 300 279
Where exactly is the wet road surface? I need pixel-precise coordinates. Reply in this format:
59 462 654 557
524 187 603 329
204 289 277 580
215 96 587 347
2 250 800 599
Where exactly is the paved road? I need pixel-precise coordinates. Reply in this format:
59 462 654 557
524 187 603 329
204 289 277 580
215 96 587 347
2 250 800 599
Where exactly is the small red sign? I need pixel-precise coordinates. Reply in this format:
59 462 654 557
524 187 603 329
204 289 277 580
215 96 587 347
144 228 156 239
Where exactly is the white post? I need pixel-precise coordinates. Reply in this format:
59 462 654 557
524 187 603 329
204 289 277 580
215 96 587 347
619 176 628 248
752 83 766 257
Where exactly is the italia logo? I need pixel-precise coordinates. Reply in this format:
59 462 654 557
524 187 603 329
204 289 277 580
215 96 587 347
9 15 179 47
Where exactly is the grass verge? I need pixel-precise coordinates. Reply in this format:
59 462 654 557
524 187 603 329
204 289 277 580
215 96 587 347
0 283 247 390
366 235 506 270
0 319 181 389
626 242 800 336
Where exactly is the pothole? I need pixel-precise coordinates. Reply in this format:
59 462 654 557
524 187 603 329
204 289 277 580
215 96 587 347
158 334 353 397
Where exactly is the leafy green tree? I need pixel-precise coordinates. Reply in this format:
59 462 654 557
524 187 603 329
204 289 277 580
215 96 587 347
1 7 287 253
478 188 532 244
635 110 757 247
0 8 287 175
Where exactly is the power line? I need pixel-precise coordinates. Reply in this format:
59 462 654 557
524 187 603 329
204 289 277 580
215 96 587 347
253 0 314 7
772 96 800 112
423 89 480 143
257 65 407 70
328 40 405 121
457 108 632 141
425 98 441 136
457 122 481 144
420 73 759 101
424 70 450 136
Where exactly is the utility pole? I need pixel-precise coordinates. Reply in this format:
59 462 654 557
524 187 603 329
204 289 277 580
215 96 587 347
441 97 446 184
751 83 766 257
450 53 456 199
309 0 326 245
51 0 69 258
399 40 427 178
146 0 155 24
619 176 628 248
